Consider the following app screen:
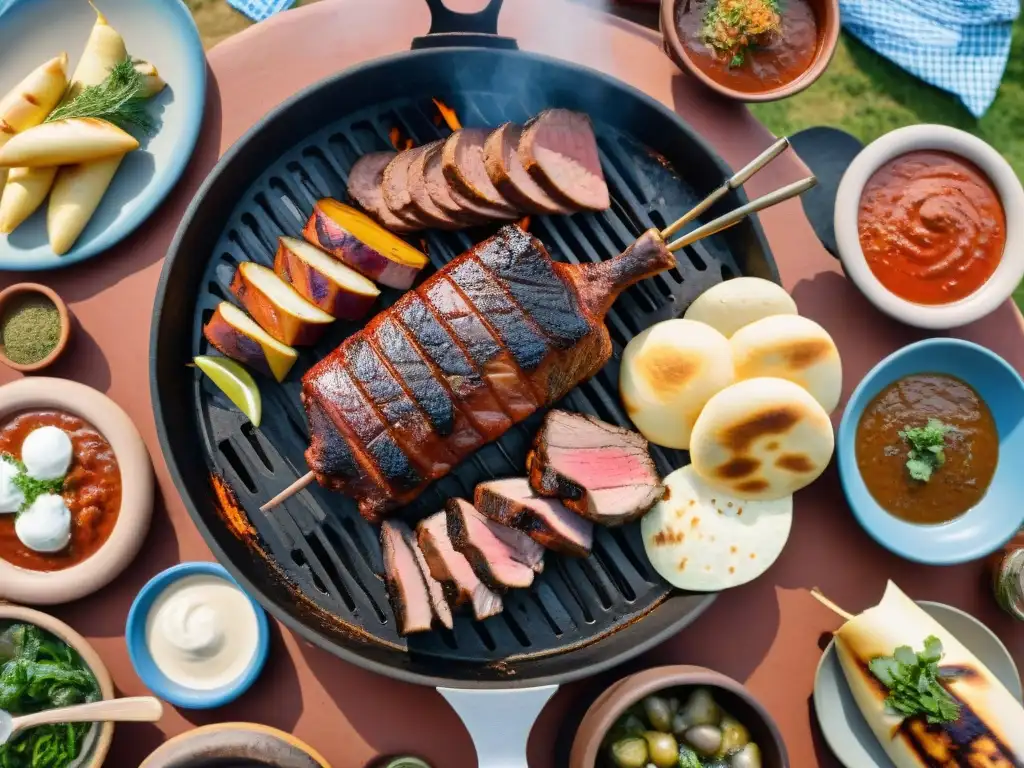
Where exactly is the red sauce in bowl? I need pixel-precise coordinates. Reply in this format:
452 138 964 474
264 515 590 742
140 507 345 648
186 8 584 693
0 410 121 572
675 0 819 93
857 151 1006 305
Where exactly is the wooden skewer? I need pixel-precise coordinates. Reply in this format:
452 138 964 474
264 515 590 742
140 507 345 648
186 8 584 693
260 471 315 512
660 136 791 240
810 587 856 621
666 175 817 252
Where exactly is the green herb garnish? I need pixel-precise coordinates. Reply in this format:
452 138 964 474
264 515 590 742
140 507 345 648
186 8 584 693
898 419 953 482
45 58 154 134
0 623 100 768
701 0 781 67
1 453 64 513
868 635 961 724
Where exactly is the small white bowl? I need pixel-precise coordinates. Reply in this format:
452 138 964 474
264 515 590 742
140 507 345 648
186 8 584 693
834 125 1024 329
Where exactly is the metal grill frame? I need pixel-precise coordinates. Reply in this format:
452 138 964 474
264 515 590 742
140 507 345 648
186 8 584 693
152 47 778 689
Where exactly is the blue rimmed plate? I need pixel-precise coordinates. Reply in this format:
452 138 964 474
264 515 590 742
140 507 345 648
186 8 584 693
838 338 1024 564
126 562 270 710
0 0 205 270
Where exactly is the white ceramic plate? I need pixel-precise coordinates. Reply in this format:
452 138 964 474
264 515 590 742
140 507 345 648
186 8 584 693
0 0 205 270
814 600 1022 767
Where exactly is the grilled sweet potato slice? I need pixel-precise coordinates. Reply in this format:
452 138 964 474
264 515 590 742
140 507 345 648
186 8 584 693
274 236 380 321
203 301 297 382
230 261 334 346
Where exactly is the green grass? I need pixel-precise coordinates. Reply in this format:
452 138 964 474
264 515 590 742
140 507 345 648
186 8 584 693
749 19 1024 308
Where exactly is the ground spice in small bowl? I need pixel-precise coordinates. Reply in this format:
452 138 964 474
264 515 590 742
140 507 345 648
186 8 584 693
1 295 62 365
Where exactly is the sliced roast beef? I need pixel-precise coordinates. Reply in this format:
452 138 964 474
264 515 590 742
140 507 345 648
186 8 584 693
418 512 503 620
382 146 459 230
527 410 665 525
442 128 520 215
406 140 474 229
483 123 571 216
424 143 517 223
346 152 421 233
446 498 536 590
474 478 593 557
518 109 610 212
410 530 454 630
381 520 435 635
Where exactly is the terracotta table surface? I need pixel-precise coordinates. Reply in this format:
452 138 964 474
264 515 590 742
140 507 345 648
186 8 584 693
2 0 1023 765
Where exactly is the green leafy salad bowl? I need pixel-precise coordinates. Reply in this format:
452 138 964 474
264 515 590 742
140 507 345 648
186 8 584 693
0 604 113 768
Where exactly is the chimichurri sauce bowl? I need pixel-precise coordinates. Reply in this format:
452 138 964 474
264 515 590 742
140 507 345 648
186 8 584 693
838 338 1024 565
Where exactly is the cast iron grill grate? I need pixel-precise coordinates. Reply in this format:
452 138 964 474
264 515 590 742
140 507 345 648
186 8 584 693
190 85 755 663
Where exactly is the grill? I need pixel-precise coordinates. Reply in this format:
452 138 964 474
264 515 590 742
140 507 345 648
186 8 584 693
152 3 778 690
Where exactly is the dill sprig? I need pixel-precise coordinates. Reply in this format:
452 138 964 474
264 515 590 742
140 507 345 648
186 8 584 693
45 58 154 134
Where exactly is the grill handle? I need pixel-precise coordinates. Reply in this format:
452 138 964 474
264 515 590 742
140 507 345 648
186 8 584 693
411 0 519 50
438 684 558 767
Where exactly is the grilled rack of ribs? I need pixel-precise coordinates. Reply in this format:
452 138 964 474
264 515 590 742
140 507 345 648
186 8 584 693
300 224 674 522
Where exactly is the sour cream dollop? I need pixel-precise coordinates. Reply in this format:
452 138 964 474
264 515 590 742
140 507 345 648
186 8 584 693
145 574 260 691
0 456 25 514
15 493 71 553
21 426 72 481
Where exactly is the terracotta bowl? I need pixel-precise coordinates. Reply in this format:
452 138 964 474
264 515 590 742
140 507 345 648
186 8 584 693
570 665 789 767
0 377 154 605
139 722 331 767
660 0 840 102
0 283 71 373
0 603 115 767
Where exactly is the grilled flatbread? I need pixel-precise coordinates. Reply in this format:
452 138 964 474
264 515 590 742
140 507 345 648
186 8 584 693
835 581 1024 767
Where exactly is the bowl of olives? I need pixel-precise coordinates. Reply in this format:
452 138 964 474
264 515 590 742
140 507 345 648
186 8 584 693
569 665 788 768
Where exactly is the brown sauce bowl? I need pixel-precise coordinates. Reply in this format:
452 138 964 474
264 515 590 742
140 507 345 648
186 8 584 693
661 0 840 102
570 665 789 767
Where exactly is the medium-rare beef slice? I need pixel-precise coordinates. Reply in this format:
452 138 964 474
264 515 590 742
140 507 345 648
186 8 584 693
527 410 665 525
402 142 468 230
447 257 551 374
446 498 535 590
474 225 593 349
304 360 422 518
474 478 593 557
518 109 610 212
345 337 456 480
483 123 571 216
424 143 517 223
442 128 520 215
418 512 503 620
395 293 513 436
346 152 421 233
411 532 454 630
370 316 484 457
381 148 421 217
423 277 540 421
381 520 435 635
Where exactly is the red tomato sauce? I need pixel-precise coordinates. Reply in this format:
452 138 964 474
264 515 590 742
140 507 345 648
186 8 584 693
675 0 819 94
0 410 121 572
857 151 1005 305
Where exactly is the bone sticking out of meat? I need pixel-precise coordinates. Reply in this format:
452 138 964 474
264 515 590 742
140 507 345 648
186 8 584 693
526 410 665 526
474 478 594 557
381 520 436 635
483 122 571 216
346 152 421 234
518 109 610 212
295 225 675 520
442 128 520 215
446 498 536 590
418 512 503 620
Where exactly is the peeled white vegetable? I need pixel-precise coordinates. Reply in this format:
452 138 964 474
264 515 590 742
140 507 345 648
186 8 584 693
619 319 734 450
0 118 138 168
683 277 797 338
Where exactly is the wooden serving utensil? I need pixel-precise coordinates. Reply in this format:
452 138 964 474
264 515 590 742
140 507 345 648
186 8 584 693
0 696 163 747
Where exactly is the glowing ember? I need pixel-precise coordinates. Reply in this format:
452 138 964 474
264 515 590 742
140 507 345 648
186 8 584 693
518 216 531 231
433 98 462 132
388 126 415 151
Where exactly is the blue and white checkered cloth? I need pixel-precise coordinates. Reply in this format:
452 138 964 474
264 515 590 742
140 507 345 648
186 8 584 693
840 0 1019 118
226 0 295 23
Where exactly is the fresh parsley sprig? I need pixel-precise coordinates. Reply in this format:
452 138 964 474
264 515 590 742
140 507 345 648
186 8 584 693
868 635 961 724
1 452 64 512
898 419 953 482
45 58 154 134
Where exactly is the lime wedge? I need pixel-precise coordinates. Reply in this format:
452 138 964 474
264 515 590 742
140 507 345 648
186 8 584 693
194 355 262 427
